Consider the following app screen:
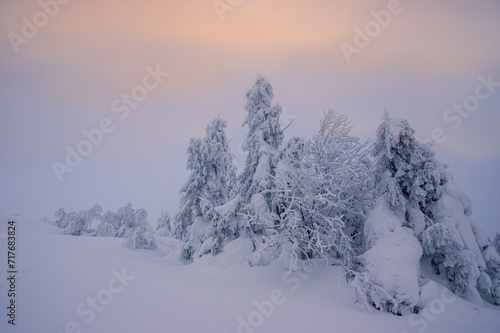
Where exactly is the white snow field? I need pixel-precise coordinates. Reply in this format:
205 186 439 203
1 214 499 333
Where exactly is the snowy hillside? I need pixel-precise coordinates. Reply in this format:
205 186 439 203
1 215 499 333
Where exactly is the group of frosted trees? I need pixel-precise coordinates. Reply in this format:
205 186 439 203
51 203 157 250
172 76 371 266
172 76 500 314
48 75 499 314
54 204 103 236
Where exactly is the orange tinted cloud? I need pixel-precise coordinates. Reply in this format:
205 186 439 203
2 0 499 84
1 0 499 119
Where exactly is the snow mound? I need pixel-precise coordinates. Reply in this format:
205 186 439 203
196 237 254 269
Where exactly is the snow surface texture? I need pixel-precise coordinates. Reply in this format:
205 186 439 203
0 215 499 333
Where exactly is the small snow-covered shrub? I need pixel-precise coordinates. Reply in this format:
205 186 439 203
157 209 172 235
125 229 157 250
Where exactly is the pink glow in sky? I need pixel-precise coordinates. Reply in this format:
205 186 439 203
1 0 499 235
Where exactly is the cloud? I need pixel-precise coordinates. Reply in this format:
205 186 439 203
2 0 499 97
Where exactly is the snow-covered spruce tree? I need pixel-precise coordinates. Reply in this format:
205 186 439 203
173 138 204 242
253 111 373 268
199 117 239 255
357 113 500 314
237 75 285 244
208 195 244 255
174 117 237 260
355 113 442 314
199 117 237 214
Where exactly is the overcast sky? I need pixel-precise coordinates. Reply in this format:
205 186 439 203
1 0 499 236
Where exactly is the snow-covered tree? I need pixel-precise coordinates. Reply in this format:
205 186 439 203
53 204 153 240
97 220 115 237
97 210 117 236
306 111 373 250
61 212 80 235
125 228 157 250
253 111 373 269
54 208 70 228
209 196 243 255
358 113 500 314
239 76 283 205
173 117 238 260
173 138 204 241
114 203 150 237
469 224 500 305
355 114 441 314
93 204 152 238
157 209 172 234
97 210 123 237
421 165 500 305
237 75 285 241
198 118 239 256
199 117 237 218
64 204 102 236
373 113 441 213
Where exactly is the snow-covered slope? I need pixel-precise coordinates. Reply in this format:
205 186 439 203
1 215 499 333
